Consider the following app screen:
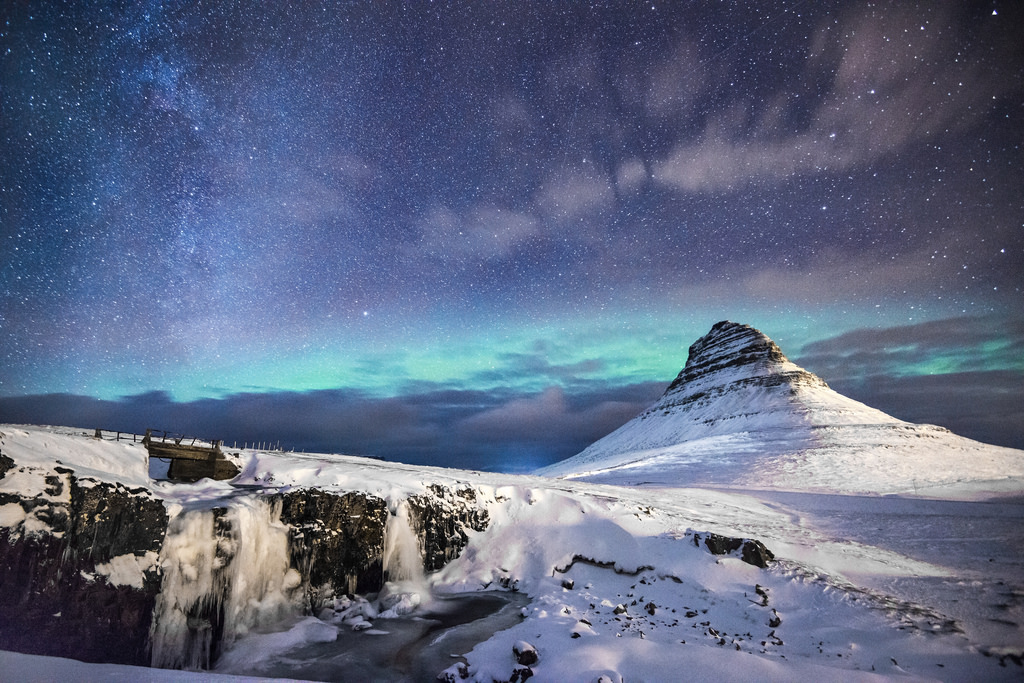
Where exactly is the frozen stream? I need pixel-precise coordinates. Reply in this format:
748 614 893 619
218 591 529 681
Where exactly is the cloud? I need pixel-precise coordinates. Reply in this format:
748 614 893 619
796 315 1024 380
402 166 616 273
4 315 1020 469
535 169 616 223
651 4 1019 193
455 385 658 471
459 386 571 438
641 38 708 120
793 316 1024 449
614 159 648 194
653 225 1018 309
411 204 542 262
472 344 608 386
829 370 1024 450
0 382 664 472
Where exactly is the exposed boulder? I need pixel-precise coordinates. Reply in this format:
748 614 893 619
693 531 775 568
437 661 470 681
513 639 539 666
510 664 535 682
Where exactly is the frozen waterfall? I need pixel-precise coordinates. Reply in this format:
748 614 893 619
149 497 303 670
383 499 423 584
380 499 429 616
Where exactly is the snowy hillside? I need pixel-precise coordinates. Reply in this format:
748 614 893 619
538 321 1024 495
2 424 1023 682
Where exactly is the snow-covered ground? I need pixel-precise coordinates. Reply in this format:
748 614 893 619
2 424 1023 682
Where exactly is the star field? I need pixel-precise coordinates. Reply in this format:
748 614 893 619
2 2 1022 469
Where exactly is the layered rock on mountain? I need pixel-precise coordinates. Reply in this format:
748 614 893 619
538 321 1024 494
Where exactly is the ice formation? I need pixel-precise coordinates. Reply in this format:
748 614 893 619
149 497 302 669
383 499 424 585
380 498 429 617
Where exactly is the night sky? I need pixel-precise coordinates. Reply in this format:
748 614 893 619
2 2 1022 471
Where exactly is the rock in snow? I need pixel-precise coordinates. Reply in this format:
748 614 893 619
538 320 1024 495
512 640 539 665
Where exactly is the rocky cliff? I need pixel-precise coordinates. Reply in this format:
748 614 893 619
0 472 166 665
0 427 492 670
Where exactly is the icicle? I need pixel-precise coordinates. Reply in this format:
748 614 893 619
149 509 222 670
221 497 301 641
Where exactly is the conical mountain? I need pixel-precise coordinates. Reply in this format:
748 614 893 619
538 321 1024 496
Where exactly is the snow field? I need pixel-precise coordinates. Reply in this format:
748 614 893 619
2 424 1022 681
431 481 1021 682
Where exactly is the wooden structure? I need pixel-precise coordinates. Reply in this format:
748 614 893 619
143 429 240 482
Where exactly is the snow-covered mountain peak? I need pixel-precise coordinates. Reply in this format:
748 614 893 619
664 320 823 399
628 321 883 446
538 321 1024 495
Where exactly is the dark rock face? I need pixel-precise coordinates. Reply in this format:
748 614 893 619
664 320 825 397
67 477 168 560
0 472 167 666
692 531 775 569
277 484 490 602
278 488 390 598
407 484 489 572
0 450 15 477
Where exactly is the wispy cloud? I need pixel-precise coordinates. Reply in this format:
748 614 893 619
457 386 647 458
796 315 1024 380
411 204 542 262
535 169 616 223
652 5 1019 193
